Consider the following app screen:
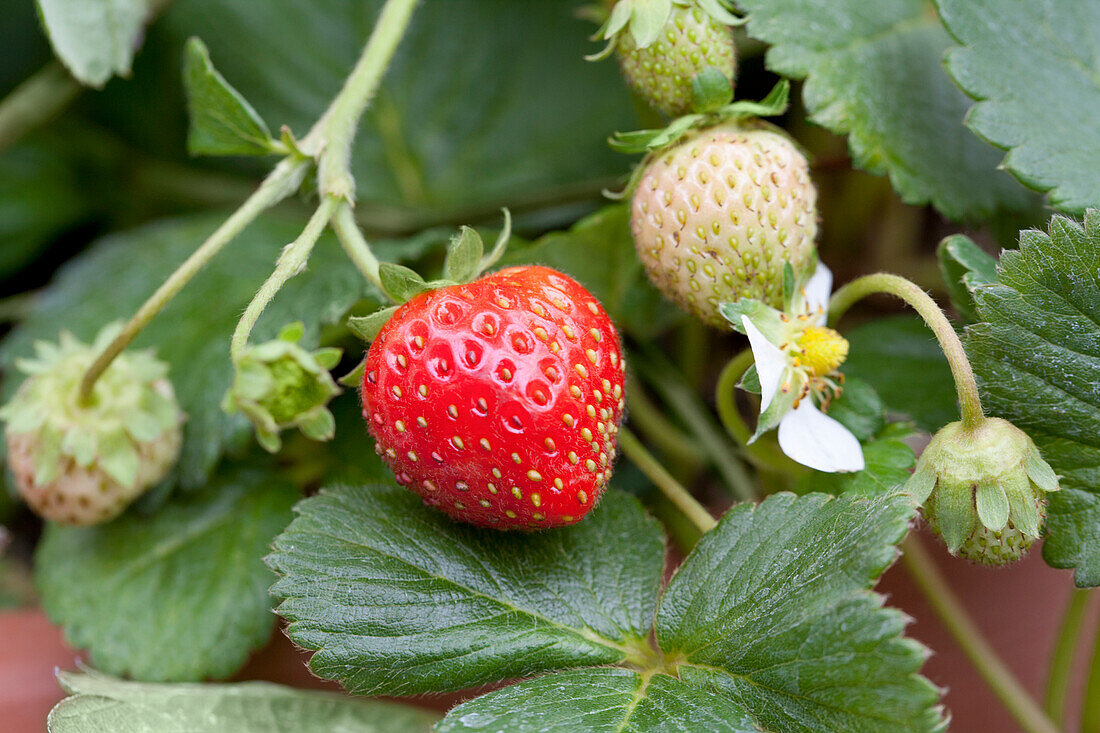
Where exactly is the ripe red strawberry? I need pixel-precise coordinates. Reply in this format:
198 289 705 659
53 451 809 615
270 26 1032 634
361 265 625 530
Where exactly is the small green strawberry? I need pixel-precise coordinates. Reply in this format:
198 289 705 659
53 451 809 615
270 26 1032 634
616 4 736 117
630 120 819 327
0 326 184 525
908 417 1060 566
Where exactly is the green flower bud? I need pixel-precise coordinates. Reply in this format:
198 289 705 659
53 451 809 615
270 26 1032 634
906 417 1060 565
0 325 184 525
223 322 341 453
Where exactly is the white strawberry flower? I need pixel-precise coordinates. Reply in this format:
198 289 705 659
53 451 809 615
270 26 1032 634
720 263 864 473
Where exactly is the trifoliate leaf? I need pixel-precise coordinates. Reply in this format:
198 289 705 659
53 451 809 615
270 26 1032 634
937 0 1100 213
36 0 149 88
964 212 1100 586
35 464 299 681
657 492 944 732
737 0 1034 221
49 670 439 732
182 37 278 157
268 486 665 696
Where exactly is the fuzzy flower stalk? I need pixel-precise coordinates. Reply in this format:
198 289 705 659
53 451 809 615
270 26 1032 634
0 325 184 525
721 263 864 473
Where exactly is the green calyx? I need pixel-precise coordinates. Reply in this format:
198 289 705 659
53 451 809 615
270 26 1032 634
223 322 342 453
906 417 1060 565
347 211 512 342
0 324 184 490
587 0 744 60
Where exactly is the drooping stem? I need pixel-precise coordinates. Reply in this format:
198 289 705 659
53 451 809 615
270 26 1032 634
1082 607 1100 733
901 534 1060 733
1045 589 1093 728
0 61 81 154
308 0 421 199
330 200 389 298
78 157 310 403
230 196 339 361
828 273 984 430
619 427 717 534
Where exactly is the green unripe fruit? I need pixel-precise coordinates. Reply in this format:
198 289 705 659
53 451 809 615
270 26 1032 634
907 417 1060 566
617 5 736 117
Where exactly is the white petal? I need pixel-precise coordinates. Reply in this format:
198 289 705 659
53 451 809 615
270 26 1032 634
803 262 833 325
742 315 787 412
777 402 865 473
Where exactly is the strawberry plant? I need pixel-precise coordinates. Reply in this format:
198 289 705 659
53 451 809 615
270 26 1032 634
0 1 1097 732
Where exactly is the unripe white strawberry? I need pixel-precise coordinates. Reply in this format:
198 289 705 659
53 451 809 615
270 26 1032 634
617 4 736 117
1 327 184 525
630 121 819 327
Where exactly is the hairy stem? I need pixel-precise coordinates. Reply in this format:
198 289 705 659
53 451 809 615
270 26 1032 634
79 158 310 402
230 196 339 360
1082 605 1100 733
331 200 389 297
0 61 81 154
828 273 984 430
1045 589 1093 728
619 428 716 535
901 534 1060 733
308 0 421 199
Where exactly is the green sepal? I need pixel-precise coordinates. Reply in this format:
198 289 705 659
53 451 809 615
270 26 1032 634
312 347 343 371
379 263 431 303
696 0 747 26
98 429 140 488
974 480 1009 531
718 298 785 341
1002 468 1042 539
33 425 64 486
904 464 937 504
610 80 790 155
1025 448 1060 494
936 481 977 554
443 227 484 283
781 262 796 309
278 321 306 343
739 364 761 394
61 427 98 468
124 410 163 443
477 209 513 273
339 358 368 388
298 407 336 442
750 367 800 442
690 67 734 114
348 306 400 342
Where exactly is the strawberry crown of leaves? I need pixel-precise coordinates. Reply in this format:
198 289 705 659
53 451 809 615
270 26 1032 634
345 209 513 347
606 78 790 199
585 0 746 62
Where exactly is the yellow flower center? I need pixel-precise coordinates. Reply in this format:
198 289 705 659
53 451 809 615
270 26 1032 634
796 326 849 378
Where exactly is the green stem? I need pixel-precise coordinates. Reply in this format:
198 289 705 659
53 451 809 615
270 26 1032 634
828 273 984 430
0 61 81 154
633 346 757 500
307 0 421 199
901 534 1060 733
1045 589 1093 728
1082 605 1100 733
331 200 389 297
624 377 705 468
715 349 755 447
619 428 717 534
230 196 339 361
78 157 310 403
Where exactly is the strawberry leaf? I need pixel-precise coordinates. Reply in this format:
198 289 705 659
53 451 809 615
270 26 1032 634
737 0 1035 221
964 212 1100 587
268 486 665 696
182 37 279 157
657 492 943 732
36 0 151 88
437 668 760 732
937 0 1100 213
35 463 299 681
49 670 438 732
